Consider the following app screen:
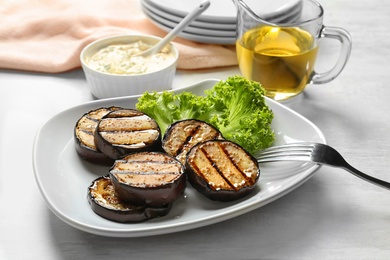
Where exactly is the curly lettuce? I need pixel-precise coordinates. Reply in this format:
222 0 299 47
136 75 275 154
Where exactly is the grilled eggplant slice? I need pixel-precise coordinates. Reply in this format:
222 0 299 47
87 175 171 223
186 140 260 202
162 119 224 164
74 106 122 165
110 152 186 207
95 109 161 160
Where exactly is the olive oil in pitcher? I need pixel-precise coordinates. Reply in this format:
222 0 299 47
236 26 319 100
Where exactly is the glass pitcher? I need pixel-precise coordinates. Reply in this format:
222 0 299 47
233 0 352 101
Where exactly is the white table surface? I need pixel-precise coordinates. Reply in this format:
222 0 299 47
1 0 390 259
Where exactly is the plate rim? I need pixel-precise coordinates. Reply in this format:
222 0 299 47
145 14 236 45
142 5 236 37
141 0 237 30
143 0 237 24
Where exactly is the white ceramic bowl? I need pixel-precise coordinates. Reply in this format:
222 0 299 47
80 34 179 99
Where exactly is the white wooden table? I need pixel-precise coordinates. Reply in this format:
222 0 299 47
1 0 390 259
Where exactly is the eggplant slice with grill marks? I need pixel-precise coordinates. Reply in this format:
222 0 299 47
110 151 186 207
87 175 172 223
186 140 260 202
162 119 224 164
95 109 162 160
74 106 122 165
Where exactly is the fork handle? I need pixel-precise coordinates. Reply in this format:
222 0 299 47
343 164 390 191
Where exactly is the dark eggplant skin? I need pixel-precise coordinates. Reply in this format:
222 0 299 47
109 152 186 207
74 106 123 166
94 109 162 160
74 142 114 166
185 140 260 202
87 175 172 223
162 119 224 164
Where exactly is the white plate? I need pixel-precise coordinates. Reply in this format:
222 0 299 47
146 14 236 45
142 0 302 25
142 5 236 37
33 79 326 237
141 0 236 30
144 0 236 24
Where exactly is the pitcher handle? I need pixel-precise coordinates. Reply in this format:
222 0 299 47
310 26 352 84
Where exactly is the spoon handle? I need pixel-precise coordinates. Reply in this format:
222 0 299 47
148 0 210 55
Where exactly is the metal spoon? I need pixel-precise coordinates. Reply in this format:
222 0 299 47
137 0 210 57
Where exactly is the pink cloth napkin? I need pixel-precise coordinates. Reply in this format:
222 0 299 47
0 0 237 73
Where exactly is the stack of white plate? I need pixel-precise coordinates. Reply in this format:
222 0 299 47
140 0 303 45
140 0 237 45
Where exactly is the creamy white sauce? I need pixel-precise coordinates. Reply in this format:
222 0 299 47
86 41 175 75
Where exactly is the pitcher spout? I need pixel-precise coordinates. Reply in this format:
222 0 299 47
232 0 265 22
232 0 303 26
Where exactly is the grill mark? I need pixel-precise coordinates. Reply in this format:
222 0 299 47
77 108 112 136
112 171 181 175
81 107 121 125
76 117 98 134
117 160 177 164
200 146 239 191
102 129 157 134
174 124 202 156
99 114 159 146
113 159 181 176
99 116 156 131
80 128 94 136
113 172 180 175
86 115 100 123
107 115 151 121
101 129 158 145
197 142 256 190
219 143 256 186
112 156 183 186
76 110 110 150
186 157 203 181
106 110 144 119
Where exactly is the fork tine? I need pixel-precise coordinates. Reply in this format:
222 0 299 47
260 143 314 153
257 143 315 163
257 155 311 163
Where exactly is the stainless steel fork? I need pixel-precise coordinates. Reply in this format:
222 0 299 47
257 142 390 190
